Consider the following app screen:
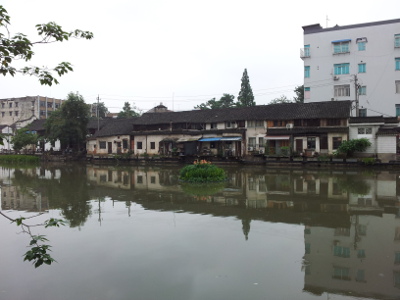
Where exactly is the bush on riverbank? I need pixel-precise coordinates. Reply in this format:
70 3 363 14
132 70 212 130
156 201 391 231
179 160 226 183
0 155 40 164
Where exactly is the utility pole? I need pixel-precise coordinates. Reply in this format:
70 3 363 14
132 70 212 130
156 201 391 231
97 95 100 131
354 75 359 117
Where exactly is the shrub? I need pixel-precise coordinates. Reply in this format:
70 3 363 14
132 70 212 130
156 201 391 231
0 155 40 164
179 160 226 183
361 157 376 165
336 138 371 157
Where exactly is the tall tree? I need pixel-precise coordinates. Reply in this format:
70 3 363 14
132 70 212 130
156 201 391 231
118 102 140 118
45 92 90 150
237 69 255 107
194 93 236 110
293 85 304 103
91 102 109 118
0 5 93 86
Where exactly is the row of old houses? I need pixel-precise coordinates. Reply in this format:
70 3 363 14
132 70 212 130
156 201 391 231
26 101 400 162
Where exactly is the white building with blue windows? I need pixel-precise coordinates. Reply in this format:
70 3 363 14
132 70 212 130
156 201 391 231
301 19 400 117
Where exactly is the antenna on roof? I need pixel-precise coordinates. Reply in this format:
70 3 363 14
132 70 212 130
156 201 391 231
326 15 330 28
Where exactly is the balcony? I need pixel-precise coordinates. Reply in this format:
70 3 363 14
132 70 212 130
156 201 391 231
300 48 310 59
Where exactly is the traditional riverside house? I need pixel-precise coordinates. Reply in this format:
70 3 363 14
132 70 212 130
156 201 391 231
349 116 400 161
131 108 246 157
87 118 135 156
264 101 352 156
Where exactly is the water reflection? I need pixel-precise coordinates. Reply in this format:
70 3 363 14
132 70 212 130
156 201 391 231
1 164 400 299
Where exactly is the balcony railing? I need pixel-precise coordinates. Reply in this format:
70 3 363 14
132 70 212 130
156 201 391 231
300 48 310 58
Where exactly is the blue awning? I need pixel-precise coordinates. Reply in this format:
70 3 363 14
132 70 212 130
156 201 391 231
199 137 221 142
220 137 242 141
331 39 351 43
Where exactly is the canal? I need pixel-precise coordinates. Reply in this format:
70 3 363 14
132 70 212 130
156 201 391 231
1 163 399 300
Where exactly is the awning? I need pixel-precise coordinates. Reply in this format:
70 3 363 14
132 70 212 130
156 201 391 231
265 135 290 140
220 137 242 141
176 135 202 142
331 39 351 43
199 137 221 142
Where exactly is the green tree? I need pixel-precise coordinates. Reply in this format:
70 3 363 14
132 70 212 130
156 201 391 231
0 5 93 86
91 102 109 118
237 68 255 107
45 92 90 150
269 95 293 104
293 85 304 103
11 127 38 152
118 102 140 118
195 93 236 110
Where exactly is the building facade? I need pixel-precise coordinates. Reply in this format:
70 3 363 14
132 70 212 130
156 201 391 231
301 19 400 117
0 96 64 127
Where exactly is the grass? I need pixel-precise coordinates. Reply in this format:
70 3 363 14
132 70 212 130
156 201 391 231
0 155 40 164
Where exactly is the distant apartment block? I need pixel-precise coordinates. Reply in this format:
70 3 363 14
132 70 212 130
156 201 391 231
301 18 400 117
0 96 64 127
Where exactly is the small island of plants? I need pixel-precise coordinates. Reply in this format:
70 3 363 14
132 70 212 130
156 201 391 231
179 160 226 183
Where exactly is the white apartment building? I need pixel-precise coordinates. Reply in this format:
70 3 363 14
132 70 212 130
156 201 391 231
301 18 400 117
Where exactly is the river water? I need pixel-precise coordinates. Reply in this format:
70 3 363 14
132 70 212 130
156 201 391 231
0 163 399 300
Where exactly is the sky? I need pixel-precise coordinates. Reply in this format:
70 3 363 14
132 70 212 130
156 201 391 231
1 0 399 113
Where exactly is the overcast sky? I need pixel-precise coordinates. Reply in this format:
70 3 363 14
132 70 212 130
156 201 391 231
1 0 399 113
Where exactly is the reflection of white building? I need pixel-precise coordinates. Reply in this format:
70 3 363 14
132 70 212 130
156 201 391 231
303 214 400 298
86 167 131 190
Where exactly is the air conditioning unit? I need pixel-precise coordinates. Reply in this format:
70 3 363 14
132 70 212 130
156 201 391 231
333 75 339 81
259 148 265 154
248 146 254 151
286 123 293 129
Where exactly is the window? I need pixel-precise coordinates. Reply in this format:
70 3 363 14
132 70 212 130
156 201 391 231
137 141 143 149
40 110 46 116
395 34 400 48
304 66 310 78
40 101 45 107
358 86 367 95
334 63 350 75
226 121 233 128
356 270 366 282
327 119 341 126
396 81 400 94
99 141 106 149
395 252 400 264
210 123 217 129
358 63 366 73
334 246 350 258
150 142 155 150
9 112 12 116
358 127 372 135
307 137 316 149
1 102 4 108
258 137 264 147
15 111 18 117
334 85 350 97
15 102 18 107
273 120 286 127
358 41 366 51
248 137 256 147
396 58 400 71
122 139 128 149
9 102 12 108
359 108 367 117
397 105 400 117
332 267 350 280
333 41 350 54
332 137 342 149
303 44 310 57
305 87 310 99
55 103 60 109
47 102 53 108
1 112 4 117
357 249 366 258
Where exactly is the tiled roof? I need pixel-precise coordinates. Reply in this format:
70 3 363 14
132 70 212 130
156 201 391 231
134 101 352 125
92 118 136 137
27 119 46 131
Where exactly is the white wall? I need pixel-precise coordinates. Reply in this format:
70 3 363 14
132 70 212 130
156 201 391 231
303 20 400 116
